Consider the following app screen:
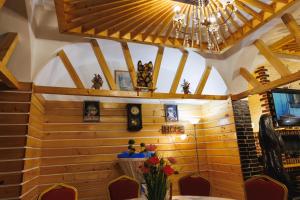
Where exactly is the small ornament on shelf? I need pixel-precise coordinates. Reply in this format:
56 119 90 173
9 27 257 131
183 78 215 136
136 60 155 92
91 74 103 89
181 79 191 94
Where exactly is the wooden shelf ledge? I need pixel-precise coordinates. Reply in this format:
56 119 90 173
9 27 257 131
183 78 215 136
33 85 229 100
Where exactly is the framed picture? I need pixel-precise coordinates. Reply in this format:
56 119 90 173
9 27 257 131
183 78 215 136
165 104 178 122
83 101 100 122
115 70 133 91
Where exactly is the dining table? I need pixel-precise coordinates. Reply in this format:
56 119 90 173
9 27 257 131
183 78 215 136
130 196 234 200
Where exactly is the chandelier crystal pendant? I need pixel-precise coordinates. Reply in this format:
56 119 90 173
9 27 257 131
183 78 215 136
172 0 237 53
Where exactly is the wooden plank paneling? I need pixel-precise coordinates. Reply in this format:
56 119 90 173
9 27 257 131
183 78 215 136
21 93 44 199
38 98 244 200
202 100 244 200
0 88 32 200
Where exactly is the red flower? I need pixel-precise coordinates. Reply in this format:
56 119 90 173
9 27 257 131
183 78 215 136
163 165 174 176
146 144 157 151
147 156 160 165
167 157 177 164
139 165 150 174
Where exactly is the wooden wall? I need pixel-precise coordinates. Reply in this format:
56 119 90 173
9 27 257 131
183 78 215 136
21 94 45 200
201 101 245 200
0 95 245 200
40 101 208 200
37 99 244 200
0 87 31 200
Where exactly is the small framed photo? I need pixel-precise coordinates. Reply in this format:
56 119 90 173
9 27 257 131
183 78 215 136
115 70 133 91
83 101 100 122
165 104 178 122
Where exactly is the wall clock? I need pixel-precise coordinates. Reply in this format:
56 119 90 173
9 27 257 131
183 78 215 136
127 104 142 131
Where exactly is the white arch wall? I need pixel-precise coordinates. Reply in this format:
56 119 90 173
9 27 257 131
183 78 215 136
34 39 228 103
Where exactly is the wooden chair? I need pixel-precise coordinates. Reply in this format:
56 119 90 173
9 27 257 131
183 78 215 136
108 175 140 200
178 175 210 196
245 175 288 200
38 183 78 200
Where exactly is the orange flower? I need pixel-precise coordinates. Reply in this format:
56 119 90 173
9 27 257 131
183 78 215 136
163 165 174 176
147 156 160 165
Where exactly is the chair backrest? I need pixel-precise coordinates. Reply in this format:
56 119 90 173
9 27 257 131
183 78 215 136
245 175 288 200
38 183 77 200
108 175 140 200
179 175 210 196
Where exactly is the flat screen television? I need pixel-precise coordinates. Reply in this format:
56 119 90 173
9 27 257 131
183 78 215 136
271 88 300 127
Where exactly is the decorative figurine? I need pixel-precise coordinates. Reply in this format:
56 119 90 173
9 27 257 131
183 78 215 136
181 79 191 94
91 74 103 89
136 60 153 89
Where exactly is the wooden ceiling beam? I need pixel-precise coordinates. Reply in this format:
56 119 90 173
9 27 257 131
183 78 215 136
65 1 152 31
239 0 274 13
57 50 84 89
239 67 262 88
281 13 300 46
169 50 189 94
152 46 164 90
112 2 170 38
142 4 177 41
181 6 192 45
231 70 300 100
235 10 253 28
130 5 173 40
121 42 137 88
195 65 212 94
0 33 18 69
33 85 229 100
215 0 242 33
235 0 263 22
0 32 19 89
254 39 291 77
82 0 159 33
163 5 189 44
272 0 289 3
0 67 20 89
0 0 6 8
210 1 233 35
65 0 133 18
90 39 117 90
269 34 294 50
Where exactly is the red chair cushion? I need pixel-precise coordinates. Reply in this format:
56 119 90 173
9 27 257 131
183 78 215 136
179 176 210 196
245 178 286 200
109 178 139 200
41 187 76 200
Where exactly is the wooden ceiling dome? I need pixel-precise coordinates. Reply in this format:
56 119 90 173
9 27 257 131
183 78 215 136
54 0 296 55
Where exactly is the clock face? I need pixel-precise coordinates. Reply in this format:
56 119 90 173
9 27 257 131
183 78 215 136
131 106 140 115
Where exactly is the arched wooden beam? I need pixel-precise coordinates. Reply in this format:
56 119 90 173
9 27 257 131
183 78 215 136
169 50 189 94
0 32 20 89
121 42 137 88
231 70 300 100
254 39 291 77
57 50 85 89
239 67 262 88
195 65 212 95
152 46 164 90
281 13 300 46
90 39 117 90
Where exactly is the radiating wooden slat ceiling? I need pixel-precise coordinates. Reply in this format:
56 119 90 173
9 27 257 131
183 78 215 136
55 0 296 55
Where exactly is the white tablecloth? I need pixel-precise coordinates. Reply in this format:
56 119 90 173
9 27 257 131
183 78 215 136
130 196 234 200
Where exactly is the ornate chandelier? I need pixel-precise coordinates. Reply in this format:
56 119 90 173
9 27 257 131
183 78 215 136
173 0 237 52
